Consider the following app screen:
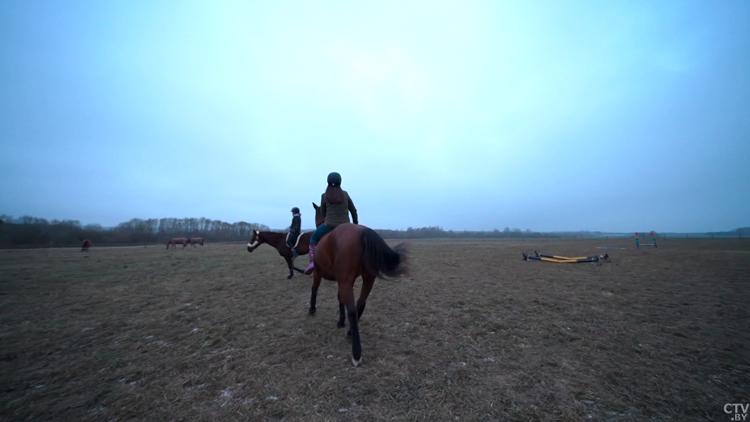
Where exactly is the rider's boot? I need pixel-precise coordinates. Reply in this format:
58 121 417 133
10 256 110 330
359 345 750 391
291 248 299 259
304 243 316 275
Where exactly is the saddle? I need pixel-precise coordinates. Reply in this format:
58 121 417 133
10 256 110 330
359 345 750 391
286 232 302 250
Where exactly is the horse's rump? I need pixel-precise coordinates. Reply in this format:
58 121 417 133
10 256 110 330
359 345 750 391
316 224 407 280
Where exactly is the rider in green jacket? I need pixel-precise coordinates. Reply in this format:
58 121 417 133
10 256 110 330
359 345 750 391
304 172 358 274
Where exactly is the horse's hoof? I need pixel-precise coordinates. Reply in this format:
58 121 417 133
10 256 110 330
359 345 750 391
287 275 293 279
337 321 345 328
309 308 316 315
352 356 362 367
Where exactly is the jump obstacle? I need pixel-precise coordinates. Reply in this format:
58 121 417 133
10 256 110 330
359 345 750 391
523 250 609 265
635 231 658 249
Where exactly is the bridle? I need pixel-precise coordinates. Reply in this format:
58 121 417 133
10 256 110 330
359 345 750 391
247 230 263 250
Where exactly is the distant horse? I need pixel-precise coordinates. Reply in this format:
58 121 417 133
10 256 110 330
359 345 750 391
247 230 313 279
309 202 407 366
188 237 204 247
166 237 189 249
81 239 92 252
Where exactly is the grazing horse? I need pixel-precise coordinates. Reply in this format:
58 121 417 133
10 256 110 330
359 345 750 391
166 237 189 249
309 202 407 366
81 239 92 252
247 230 313 279
188 237 204 247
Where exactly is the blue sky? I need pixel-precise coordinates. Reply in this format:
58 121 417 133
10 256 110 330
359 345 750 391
1 0 748 232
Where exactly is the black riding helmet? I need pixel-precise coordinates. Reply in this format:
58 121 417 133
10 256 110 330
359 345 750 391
291 207 300 213
327 172 342 186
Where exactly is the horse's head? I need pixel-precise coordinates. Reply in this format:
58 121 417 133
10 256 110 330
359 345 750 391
247 229 264 252
313 202 324 227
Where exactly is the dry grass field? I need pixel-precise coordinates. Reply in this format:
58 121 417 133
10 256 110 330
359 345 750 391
1 238 748 421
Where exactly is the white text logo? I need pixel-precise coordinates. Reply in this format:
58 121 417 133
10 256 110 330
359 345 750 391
725 404 749 421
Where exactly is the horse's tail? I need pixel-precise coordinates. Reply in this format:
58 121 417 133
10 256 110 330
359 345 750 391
360 228 408 278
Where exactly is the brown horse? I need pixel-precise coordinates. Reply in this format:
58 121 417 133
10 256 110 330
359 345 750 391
166 237 189 249
247 230 313 279
309 202 407 366
188 237 204 247
81 239 92 252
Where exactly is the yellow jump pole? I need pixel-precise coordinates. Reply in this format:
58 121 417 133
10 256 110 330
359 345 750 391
535 251 597 260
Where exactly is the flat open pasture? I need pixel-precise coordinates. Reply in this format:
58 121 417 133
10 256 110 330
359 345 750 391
1 239 748 421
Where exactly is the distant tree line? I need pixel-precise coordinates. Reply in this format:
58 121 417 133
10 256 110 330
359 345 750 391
3 214 744 248
0 215 270 248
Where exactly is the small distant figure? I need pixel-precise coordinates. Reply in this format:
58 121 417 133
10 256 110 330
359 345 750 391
188 237 204 247
81 239 92 252
288 207 301 257
166 237 189 249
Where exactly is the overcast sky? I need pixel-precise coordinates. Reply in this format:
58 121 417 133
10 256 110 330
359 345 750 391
1 1 748 233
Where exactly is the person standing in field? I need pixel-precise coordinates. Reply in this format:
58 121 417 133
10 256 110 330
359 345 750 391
304 172 358 275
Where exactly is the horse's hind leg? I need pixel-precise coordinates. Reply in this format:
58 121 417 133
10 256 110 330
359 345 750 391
356 272 376 321
337 292 345 328
339 281 362 366
344 273 375 337
309 273 322 314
